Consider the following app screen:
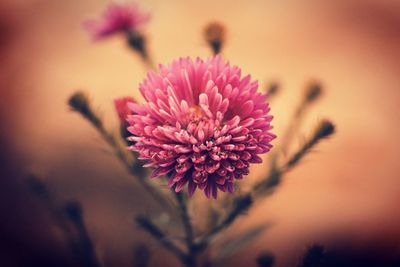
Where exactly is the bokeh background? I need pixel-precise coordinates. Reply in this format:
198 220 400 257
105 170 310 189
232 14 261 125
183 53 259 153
1 0 400 266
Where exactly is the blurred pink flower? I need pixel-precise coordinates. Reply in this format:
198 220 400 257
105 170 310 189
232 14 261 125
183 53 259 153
83 3 150 40
127 56 275 198
114 96 136 122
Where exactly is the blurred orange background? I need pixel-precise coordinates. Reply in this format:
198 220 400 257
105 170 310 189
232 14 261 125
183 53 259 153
1 0 400 266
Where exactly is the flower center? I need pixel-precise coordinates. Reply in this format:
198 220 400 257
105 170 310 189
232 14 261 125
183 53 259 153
185 105 214 130
188 105 207 123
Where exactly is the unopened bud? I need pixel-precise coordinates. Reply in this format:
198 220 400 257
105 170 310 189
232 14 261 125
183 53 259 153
300 244 325 267
314 120 335 141
64 201 83 224
266 82 279 98
68 91 90 115
304 82 322 103
204 22 226 55
127 30 148 60
257 251 275 267
68 91 102 128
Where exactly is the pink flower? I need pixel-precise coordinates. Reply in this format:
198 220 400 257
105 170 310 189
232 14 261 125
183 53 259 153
83 3 150 40
127 56 275 198
114 96 136 122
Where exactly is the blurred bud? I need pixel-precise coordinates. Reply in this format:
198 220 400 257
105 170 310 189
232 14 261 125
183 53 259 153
304 82 322 104
266 82 279 98
69 91 90 114
127 30 148 60
68 91 102 128
294 82 323 118
300 244 325 267
65 201 83 224
257 251 275 267
27 175 49 200
204 21 226 55
313 120 335 141
286 119 335 169
234 194 252 212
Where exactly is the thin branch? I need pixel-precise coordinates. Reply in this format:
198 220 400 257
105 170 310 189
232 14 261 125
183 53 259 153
195 194 252 250
279 82 322 154
68 91 170 210
98 123 171 210
136 215 187 263
65 201 101 267
126 30 156 70
198 120 335 248
255 119 335 194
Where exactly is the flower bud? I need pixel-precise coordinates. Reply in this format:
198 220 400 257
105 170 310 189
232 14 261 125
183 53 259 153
68 91 90 115
314 120 335 141
300 244 325 267
127 31 148 60
68 91 102 128
304 82 322 104
64 201 83 224
204 22 226 55
266 82 279 98
257 251 275 267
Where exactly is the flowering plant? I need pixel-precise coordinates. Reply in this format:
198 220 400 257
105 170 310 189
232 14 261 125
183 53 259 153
30 2 336 267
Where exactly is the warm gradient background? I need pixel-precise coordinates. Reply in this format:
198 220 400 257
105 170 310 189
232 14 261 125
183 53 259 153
1 0 400 267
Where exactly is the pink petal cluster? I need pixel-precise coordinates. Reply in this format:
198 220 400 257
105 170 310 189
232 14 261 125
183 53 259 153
127 56 275 198
83 3 150 40
114 96 136 122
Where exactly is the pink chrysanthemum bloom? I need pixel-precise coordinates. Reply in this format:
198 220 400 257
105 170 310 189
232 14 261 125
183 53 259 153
127 56 275 198
114 96 136 122
83 3 150 40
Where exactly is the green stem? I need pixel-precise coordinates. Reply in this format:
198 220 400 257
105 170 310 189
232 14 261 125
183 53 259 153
175 192 197 267
136 215 187 263
196 194 252 251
